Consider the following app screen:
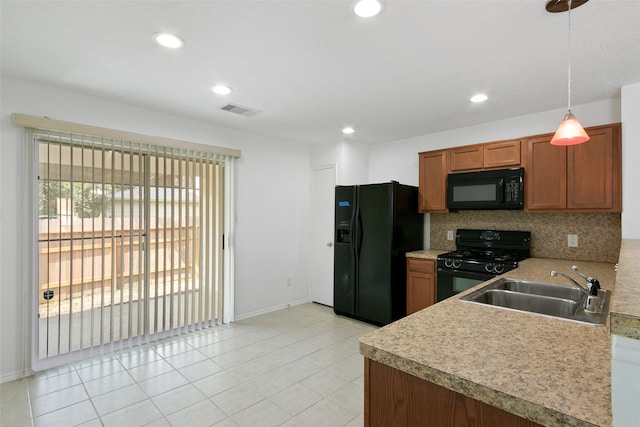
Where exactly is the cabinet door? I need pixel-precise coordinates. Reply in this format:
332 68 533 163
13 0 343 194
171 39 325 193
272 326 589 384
418 151 448 213
365 359 544 427
524 135 567 211
449 145 483 172
406 258 435 315
567 124 621 211
484 140 521 168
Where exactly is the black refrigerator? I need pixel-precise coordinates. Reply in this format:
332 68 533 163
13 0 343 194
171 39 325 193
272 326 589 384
334 181 424 325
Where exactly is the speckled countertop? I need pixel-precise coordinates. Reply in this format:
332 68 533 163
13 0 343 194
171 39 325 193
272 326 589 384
360 257 617 427
405 249 444 259
610 239 640 340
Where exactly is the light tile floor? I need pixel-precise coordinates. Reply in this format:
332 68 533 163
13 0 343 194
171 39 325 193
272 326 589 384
1 303 377 427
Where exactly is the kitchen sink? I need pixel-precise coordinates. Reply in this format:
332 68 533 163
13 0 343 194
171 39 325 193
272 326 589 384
460 278 610 325
469 290 579 317
488 279 584 301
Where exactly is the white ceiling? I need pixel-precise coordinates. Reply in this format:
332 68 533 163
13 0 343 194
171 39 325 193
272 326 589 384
2 1 639 146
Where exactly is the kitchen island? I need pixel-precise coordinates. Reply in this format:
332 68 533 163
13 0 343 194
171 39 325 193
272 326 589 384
360 257 616 427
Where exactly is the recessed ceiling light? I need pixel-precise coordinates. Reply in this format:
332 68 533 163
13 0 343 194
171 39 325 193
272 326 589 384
342 127 355 135
470 94 488 103
154 32 184 49
353 0 383 18
211 85 233 95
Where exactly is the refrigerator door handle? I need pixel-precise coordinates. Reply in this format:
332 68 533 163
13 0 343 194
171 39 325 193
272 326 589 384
350 188 359 254
353 189 361 314
356 209 363 256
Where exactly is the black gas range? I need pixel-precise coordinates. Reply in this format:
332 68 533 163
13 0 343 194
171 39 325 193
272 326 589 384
436 229 531 302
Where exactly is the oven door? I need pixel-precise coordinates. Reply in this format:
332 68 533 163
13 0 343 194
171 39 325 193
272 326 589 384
436 267 494 302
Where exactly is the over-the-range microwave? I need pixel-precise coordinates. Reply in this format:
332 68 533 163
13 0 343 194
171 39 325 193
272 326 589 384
447 167 524 210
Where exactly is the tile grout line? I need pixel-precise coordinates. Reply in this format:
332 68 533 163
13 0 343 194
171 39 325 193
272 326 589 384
13 304 376 426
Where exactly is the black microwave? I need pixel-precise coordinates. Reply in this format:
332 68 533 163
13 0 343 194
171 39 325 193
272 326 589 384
447 167 524 210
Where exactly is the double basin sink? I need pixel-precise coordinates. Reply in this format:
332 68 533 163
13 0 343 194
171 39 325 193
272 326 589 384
460 278 610 325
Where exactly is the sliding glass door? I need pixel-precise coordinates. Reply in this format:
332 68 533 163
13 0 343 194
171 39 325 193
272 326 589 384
35 130 225 364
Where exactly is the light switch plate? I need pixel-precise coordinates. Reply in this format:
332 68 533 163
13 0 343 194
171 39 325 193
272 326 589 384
568 234 579 247
447 230 454 241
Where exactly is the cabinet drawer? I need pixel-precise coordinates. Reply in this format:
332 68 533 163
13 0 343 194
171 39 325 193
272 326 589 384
407 258 435 274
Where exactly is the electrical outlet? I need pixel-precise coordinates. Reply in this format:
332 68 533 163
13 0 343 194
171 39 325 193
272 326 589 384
567 234 578 248
286 278 292 287
447 230 454 241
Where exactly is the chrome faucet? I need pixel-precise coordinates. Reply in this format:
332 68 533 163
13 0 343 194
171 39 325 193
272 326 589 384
550 269 586 292
550 265 600 295
571 265 601 295
551 266 603 313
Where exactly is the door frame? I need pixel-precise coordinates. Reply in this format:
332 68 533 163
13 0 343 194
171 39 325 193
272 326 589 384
310 165 336 306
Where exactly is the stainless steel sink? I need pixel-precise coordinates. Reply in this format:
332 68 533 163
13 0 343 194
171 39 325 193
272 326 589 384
460 278 610 325
488 279 584 302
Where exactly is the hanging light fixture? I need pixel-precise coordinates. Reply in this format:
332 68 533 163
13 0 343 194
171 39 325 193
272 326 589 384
549 0 590 146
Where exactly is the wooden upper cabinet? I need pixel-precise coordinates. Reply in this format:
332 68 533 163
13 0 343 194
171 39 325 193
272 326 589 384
567 124 621 211
484 140 521 169
449 144 483 172
524 135 567 210
524 123 621 212
418 124 620 214
449 140 521 172
418 150 448 213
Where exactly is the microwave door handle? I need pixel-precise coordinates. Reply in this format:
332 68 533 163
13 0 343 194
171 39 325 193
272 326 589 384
498 178 505 203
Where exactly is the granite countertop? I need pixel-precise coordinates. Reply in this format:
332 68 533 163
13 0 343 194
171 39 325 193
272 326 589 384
610 239 640 340
405 249 446 260
360 257 617 427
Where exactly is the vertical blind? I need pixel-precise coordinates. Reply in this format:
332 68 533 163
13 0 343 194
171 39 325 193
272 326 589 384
15 114 238 367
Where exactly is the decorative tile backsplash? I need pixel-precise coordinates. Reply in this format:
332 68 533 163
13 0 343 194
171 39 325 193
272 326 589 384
430 211 621 263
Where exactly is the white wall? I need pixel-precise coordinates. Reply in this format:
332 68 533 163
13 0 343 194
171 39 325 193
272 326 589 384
621 82 640 239
0 78 311 381
611 82 640 427
310 140 369 186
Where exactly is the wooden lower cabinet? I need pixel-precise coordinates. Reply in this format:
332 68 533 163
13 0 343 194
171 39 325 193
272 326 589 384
406 258 436 315
364 359 543 427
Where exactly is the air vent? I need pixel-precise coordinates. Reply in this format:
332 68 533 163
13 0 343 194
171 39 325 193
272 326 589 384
220 103 261 117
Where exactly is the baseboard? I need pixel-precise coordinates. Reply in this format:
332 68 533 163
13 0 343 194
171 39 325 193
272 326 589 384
233 298 311 322
0 369 34 384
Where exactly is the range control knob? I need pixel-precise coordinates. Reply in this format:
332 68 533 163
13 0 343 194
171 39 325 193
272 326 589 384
444 259 453 268
494 264 505 274
485 263 495 273
452 260 461 269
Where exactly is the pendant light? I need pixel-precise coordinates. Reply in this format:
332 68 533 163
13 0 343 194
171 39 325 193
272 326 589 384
549 0 590 146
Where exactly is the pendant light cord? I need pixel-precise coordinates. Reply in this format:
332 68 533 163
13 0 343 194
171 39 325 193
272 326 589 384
567 0 572 113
